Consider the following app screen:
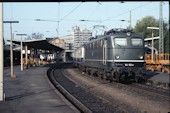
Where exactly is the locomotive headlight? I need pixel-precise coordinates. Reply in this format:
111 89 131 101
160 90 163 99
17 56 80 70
139 55 143 59
115 55 120 59
126 32 131 36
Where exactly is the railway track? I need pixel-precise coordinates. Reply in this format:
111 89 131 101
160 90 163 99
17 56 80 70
129 83 170 98
106 81 170 103
85 69 170 101
47 63 138 113
75 65 170 100
64 63 170 112
47 62 169 113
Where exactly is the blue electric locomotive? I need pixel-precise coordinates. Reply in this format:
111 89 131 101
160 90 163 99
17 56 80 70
73 28 146 83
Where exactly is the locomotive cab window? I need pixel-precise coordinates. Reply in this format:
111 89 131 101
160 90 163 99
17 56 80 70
114 38 127 46
131 38 143 46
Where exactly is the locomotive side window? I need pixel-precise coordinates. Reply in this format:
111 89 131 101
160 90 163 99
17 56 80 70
131 38 143 46
97 41 99 48
100 40 103 47
114 38 127 46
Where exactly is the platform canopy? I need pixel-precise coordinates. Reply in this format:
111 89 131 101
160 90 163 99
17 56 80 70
3 0 124 2
10 38 64 52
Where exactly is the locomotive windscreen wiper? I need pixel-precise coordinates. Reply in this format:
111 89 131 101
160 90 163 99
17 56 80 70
115 43 122 47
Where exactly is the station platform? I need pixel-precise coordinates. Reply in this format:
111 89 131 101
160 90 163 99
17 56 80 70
145 70 170 88
0 65 80 113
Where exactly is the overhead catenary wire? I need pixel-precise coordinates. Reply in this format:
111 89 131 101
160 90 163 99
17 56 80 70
60 2 83 22
5 2 168 40
6 2 156 24
87 2 101 21
102 2 152 22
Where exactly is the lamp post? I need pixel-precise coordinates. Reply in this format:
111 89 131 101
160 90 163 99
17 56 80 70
3 21 19 77
0 3 4 101
16 34 27 71
147 27 159 62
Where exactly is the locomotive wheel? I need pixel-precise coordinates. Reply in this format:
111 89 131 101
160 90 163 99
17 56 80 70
116 74 121 83
93 72 97 77
94 72 99 77
109 71 114 82
105 73 110 81
100 70 105 79
135 76 145 83
84 67 87 73
101 75 104 79
88 70 91 75
100 73 104 79
120 74 126 82
85 67 88 73
135 76 139 83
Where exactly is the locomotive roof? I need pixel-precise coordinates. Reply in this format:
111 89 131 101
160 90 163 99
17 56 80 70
84 31 144 46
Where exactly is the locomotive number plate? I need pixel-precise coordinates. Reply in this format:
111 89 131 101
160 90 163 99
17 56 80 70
125 63 134 66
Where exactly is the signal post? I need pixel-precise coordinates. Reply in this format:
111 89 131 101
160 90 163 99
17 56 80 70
0 3 4 101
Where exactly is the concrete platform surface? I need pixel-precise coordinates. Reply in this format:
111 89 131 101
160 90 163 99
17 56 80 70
146 70 170 88
0 66 80 113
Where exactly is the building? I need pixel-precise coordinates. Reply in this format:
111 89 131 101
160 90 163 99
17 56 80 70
59 35 74 61
60 26 92 52
48 37 65 61
60 35 74 53
59 26 92 61
49 37 65 49
71 26 92 50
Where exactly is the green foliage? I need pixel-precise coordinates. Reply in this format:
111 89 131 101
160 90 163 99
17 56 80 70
164 29 169 53
26 32 44 40
133 16 169 53
154 29 169 53
133 16 159 38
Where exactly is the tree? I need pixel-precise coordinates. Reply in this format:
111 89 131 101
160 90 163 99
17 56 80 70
133 16 159 38
26 32 44 40
133 16 169 53
154 26 169 53
164 28 169 53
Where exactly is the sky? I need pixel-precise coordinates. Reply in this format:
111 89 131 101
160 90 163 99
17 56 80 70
3 1 169 42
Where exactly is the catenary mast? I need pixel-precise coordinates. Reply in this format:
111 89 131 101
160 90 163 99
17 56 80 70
159 1 164 53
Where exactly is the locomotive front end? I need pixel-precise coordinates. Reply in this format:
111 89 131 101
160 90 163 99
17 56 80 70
110 31 146 82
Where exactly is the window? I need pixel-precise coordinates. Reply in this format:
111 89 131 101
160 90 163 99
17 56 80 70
114 38 127 46
93 42 95 48
131 38 143 46
100 40 103 47
97 41 99 47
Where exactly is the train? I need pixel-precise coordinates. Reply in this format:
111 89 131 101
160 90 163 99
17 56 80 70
4 50 20 67
72 28 146 83
144 45 158 54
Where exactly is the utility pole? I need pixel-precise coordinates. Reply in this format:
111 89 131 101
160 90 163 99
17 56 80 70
57 2 60 38
159 1 164 53
129 10 132 29
147 27 159 62
16 34 27 71
3 21 19 77
0 3 4 101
